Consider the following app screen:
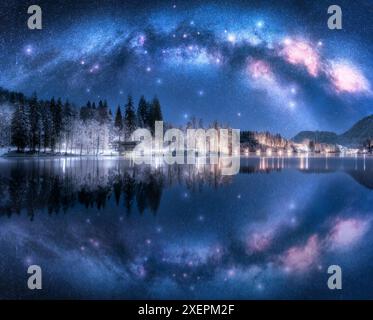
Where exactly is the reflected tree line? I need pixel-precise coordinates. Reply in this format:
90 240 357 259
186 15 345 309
1 158 369 219
0 160 232 219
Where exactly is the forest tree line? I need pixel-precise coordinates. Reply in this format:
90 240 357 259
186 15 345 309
0 87 163 154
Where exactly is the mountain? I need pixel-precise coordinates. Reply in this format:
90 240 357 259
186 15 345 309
339 115 373 146
292 131 338 144
292 115 373 147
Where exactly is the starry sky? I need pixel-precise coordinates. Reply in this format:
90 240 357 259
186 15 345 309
0 0 372 137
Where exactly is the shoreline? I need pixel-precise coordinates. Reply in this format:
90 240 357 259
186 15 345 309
1 152 373 160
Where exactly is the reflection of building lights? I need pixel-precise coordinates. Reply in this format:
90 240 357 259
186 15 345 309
299 155 309 170
259 157 267 170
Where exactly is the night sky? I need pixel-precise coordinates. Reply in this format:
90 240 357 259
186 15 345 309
0 0 372 137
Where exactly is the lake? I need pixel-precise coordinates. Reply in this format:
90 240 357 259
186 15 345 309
0 156 372 299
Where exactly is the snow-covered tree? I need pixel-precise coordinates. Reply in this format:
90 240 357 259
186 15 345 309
28 93 42 152
11 103 29 152
0 104 13 148
114 105 123 143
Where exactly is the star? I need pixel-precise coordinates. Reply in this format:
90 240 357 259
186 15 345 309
256 21 264 28
24 45 33 55
289 101 296 109
227 33 236 43
256 283 264 290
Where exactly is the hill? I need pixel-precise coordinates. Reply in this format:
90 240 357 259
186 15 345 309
292 115 373 147
292 131 338 144
339 115 373 146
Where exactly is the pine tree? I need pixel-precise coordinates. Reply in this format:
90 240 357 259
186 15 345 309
80 101 93 122
28 92 41 152
124 95 137 139
149 96 163 134
114 105 123 143
54 98 63 152
49 98 56 151
62 100 74 153
97 99 109 124
137 95 148 128
11 103 29 152
41 101 52 152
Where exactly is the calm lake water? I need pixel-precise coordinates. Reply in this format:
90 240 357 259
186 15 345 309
0 156 372 299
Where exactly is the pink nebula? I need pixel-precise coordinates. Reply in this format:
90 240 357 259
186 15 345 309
328 61 370 93
247 59 273 81
247 232 273 253
281 38 320 76
138 34 146 46
328 218 370 248
281 235 319 271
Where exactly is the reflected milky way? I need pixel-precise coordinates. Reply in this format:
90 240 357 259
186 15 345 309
0 157 372 299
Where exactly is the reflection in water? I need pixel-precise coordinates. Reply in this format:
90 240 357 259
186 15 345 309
0 156 372 299
0 158 232 218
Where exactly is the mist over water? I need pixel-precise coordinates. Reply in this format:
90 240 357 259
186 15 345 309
0 156 372 299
